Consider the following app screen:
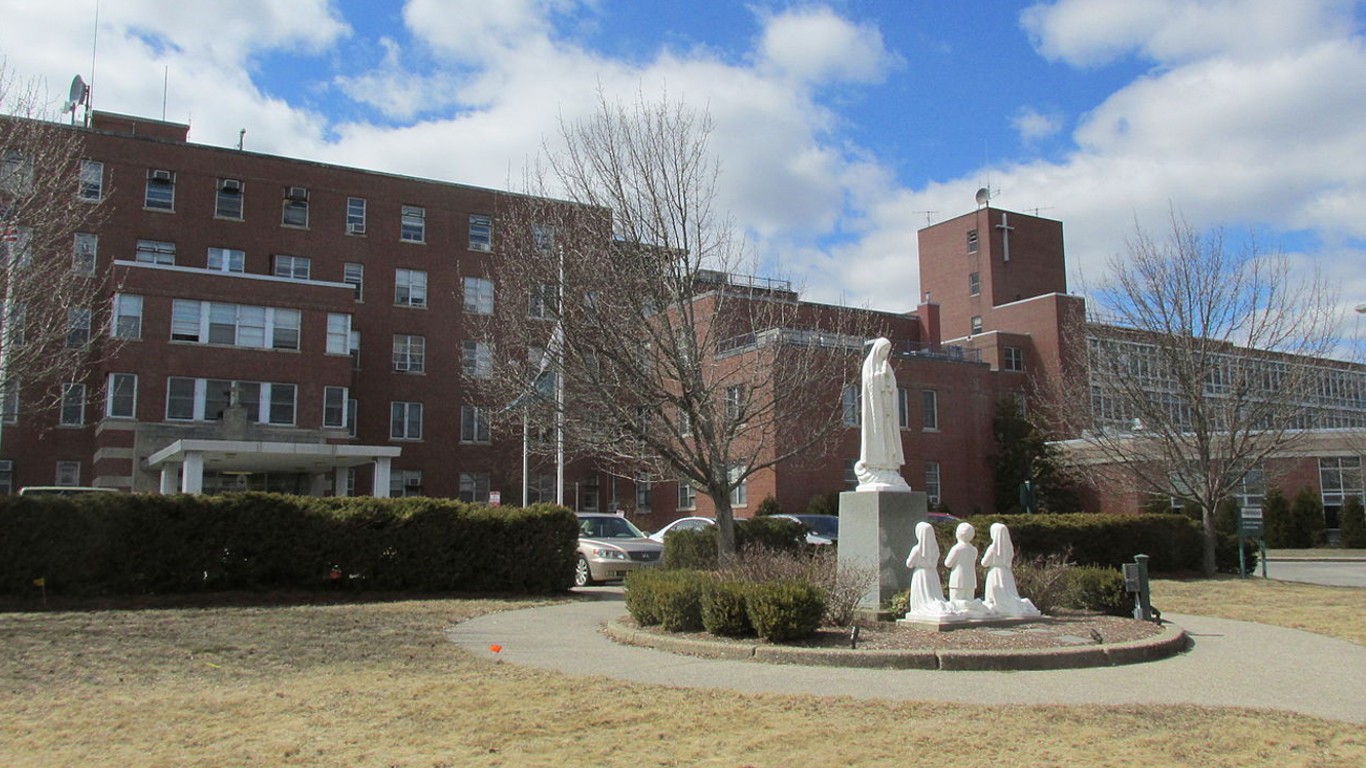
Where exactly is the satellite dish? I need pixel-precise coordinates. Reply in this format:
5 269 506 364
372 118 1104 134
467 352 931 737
62 75 88 113
975 187 991 206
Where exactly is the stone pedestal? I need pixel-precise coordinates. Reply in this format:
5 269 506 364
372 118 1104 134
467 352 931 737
838 489 927 618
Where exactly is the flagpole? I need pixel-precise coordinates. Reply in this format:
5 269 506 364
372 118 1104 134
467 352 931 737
554 246 566 508
521 407 529 505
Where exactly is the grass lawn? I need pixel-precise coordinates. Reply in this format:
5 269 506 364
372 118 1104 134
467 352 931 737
1152 576 1366 646
0 585 1361 767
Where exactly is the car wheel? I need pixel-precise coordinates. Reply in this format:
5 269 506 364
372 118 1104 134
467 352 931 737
574 555 595 587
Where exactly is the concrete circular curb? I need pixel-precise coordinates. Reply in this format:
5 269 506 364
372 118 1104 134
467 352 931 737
603 617 1189 671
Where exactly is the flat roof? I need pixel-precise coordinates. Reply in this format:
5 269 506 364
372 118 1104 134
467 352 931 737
146 440 401 474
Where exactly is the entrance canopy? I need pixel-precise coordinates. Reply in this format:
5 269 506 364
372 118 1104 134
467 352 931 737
146 439 402 496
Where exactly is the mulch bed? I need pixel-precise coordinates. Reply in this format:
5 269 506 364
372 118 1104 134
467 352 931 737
629 611 1166 651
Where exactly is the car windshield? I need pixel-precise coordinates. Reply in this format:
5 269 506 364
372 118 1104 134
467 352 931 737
793 516 839 537
580 516 647 539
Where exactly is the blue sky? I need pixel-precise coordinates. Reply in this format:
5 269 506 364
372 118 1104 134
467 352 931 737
3 0 1364 351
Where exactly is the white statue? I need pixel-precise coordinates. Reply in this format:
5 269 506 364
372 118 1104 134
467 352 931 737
943 522 991 617
980 522 1040 618
855 337 910 491
904 521 961 619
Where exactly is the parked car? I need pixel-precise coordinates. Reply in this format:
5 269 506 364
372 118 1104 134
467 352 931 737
575 513 663 587
928 511 963 525
772 513 840 545
647 516 716 542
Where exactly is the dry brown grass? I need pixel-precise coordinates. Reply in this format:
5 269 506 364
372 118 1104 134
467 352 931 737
1152 577 1366 646
1 591 1362 767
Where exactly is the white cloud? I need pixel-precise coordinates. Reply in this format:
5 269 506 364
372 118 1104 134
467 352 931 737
1012 106 1064 143
756 6 897 85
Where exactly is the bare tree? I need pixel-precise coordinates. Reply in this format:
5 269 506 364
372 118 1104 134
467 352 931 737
1046 211 1350 575
0 65 113 444
478 91 863 557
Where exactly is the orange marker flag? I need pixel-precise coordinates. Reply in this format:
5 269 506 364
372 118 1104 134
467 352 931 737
489 644 503 654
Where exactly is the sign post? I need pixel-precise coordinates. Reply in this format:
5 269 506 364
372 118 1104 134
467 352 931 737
1238 508 1264 578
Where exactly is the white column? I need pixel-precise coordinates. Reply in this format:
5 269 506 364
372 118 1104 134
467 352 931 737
159 463 180 494
181 451 204 495
309 473 330 496
373 457 392 498
334 466 350 497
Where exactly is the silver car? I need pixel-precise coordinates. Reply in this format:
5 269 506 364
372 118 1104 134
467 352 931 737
575 513 663 587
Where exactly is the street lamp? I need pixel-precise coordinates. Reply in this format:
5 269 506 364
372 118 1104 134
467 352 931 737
1356 303 1366 314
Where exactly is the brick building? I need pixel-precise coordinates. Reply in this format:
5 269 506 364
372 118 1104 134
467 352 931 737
2 110 1361 530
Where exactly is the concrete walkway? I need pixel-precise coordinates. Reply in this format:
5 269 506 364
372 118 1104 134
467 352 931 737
448 595 1366 724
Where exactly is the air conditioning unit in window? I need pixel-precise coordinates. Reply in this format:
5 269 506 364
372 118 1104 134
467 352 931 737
221 179 241 192
405 475 422 487
0 460 12 472
149 169 173 182
346 222 365 235
286 186 308 201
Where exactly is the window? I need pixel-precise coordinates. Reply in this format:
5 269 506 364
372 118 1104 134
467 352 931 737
970 315 983 334
326 314 352 355
528 284 555 319
350 330 361 369
400 205 425 242
678 479 696 509
463 276 493 314
216 178 243 219
106 373 137 419
145 169 175 210
897 386 910 429
729 464 748 507
343 262 363 301
59 383 85 426
925 462 941 505
1235 466 1266 513
580 476 600 512
1320 456 1364 510
135 239 175 265
635 474 653 511
56 461 81 487
725 385 745 421
393 334 425 373
966 229 978 254
164 377 295 424
469 214 492 251
1004 346 1024 372
207 247 245 273
79 159 103 201
528 474 556 504
1 381 17 424
389 469 424 497
72 233 97 274
5 303 24 346
460 472 491 503
273 254 311 280
922 389 938 431
169 300 299 351
390 401 423 440
323 386 348 429
395 268 427 307
282 186 309 227
461 405 491 443
968 271 980 296
0 459 11 495
3 225 31 266
463 340 492 379
346 197 366 234
67 308 91 348
841 384 860 427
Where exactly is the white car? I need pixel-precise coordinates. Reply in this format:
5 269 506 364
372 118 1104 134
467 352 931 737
646 516 716 542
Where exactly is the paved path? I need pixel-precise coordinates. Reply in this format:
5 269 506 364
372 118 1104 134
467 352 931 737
1262 560 1366 588
449 596 1366 724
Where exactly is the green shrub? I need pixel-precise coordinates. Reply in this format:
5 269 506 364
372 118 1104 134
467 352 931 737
755 495 783 517
745 580 826 642
701 579 752 636
1012 552 1074 614
654 571 708 632
662 516 805 570
1215 531 1260 574
623 568 667 626
1263 488 1292 547
1214 497 1240 537
967 513 1202 573
1290 488 1325 548
1065 566 1130 616
1340 497 1366 548
718 545 875 627
804 491 840 517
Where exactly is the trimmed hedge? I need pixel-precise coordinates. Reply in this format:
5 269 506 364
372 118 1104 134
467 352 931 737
1066 566 1130 616
701 578 752 637
969 513 1215 573
745 580 826 642
662 516 806 570
0 493 578 597
1341 497 1366 548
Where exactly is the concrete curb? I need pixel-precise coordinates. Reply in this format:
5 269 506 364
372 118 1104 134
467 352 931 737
602 617 1188 671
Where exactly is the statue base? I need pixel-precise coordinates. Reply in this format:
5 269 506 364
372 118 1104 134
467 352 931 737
895 615 1041 632
838 489 927 614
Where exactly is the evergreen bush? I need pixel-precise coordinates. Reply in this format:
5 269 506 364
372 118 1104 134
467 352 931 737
744 580 826 642
755 495 783 517
653 570 708 632
1065 566 1130 616
1290 487 1325 548
701 578 752 636
623 568 666 626
1339 497 1366 548
1262 488 1292 547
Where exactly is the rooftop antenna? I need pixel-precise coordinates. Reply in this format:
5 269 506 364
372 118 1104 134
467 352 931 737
1026 206 1054 217
912 210 937 226
87 0 100 123
238 129 246 151
61 75 89 126
161 65 168 121
975 187 991 208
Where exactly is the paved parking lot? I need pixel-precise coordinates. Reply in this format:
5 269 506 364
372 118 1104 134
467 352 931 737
1263 559 1366 588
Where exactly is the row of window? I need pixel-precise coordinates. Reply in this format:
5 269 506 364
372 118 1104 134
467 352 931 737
842 385 940 431
77 159 495 249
